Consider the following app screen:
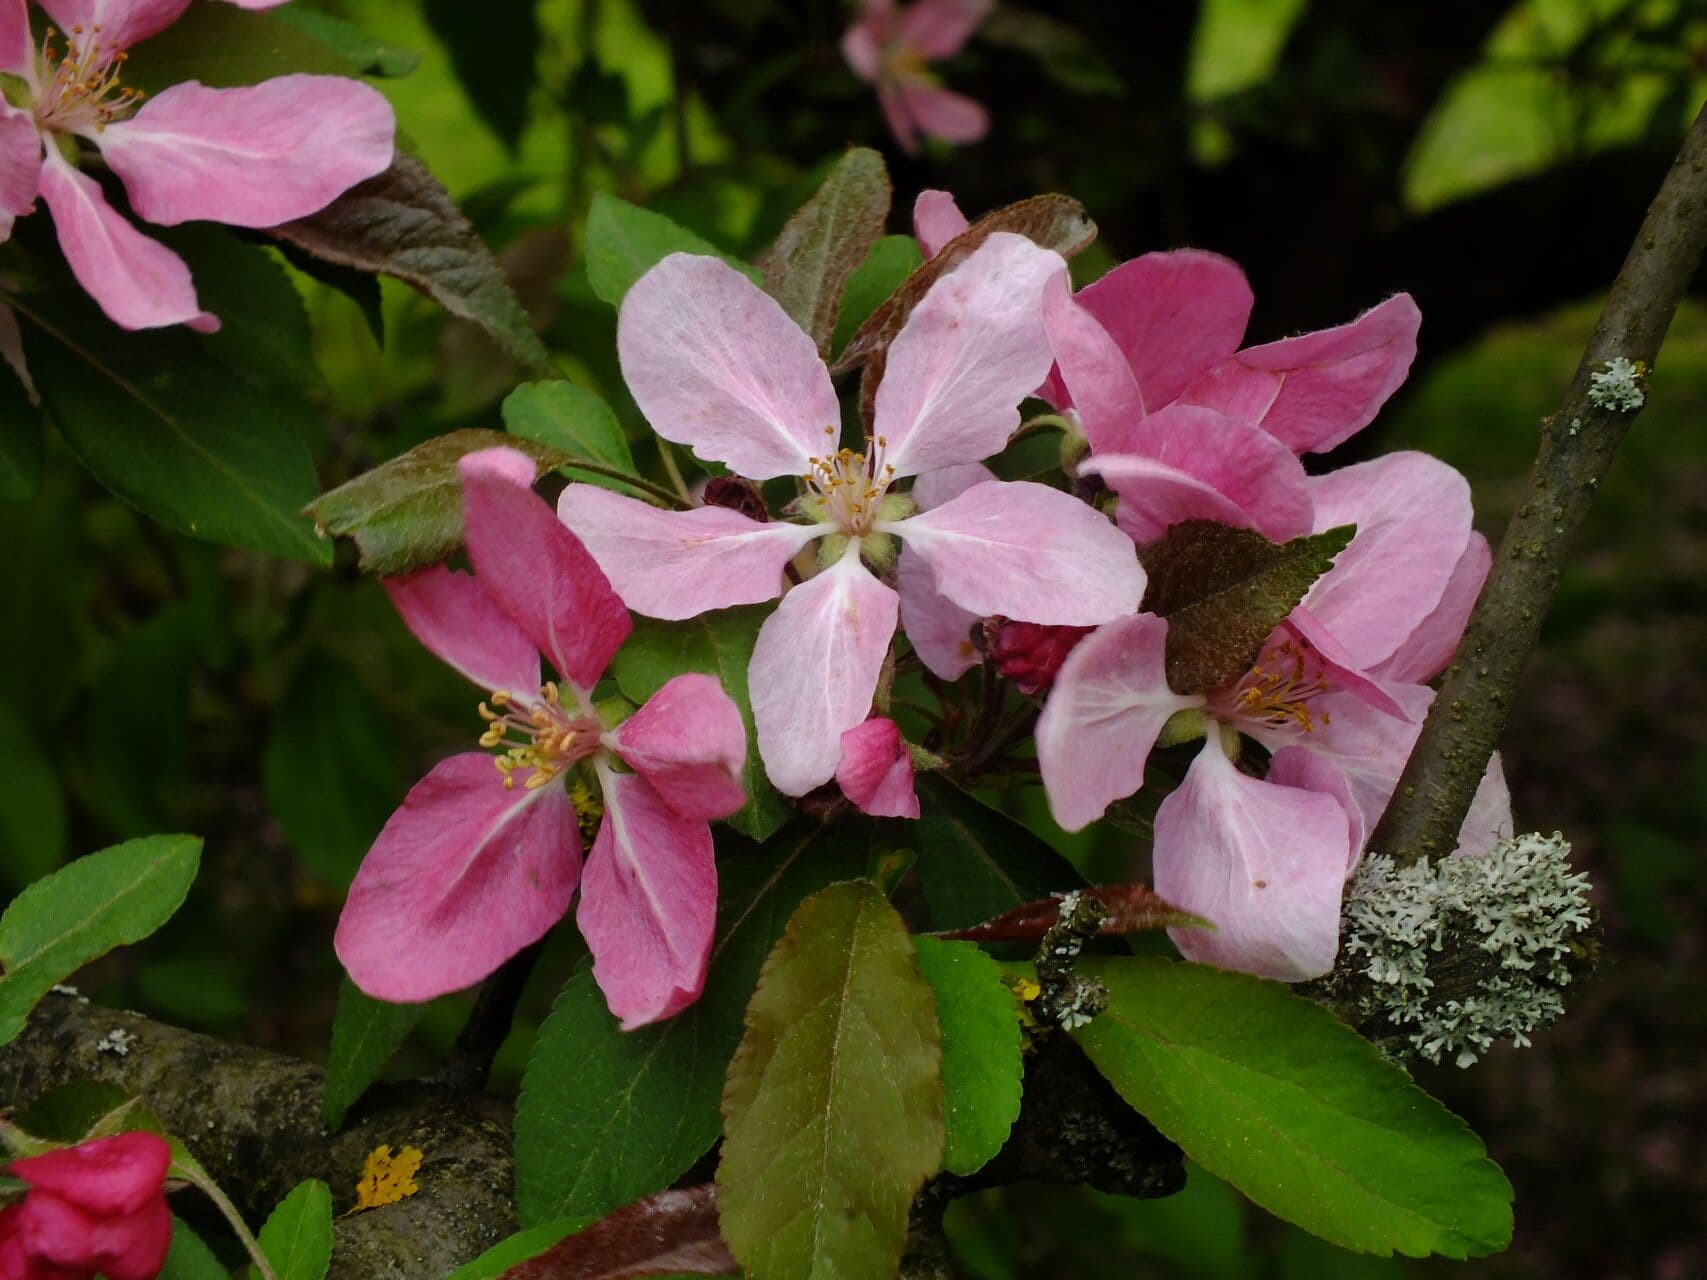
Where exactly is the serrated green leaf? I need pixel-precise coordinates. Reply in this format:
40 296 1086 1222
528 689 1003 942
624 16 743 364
158 1217 230 1280
911 775 1083 930
252 1179 333 1280
0 699 66 892
719 881 944 1280
502 381 648 497
514 819 872 1226
444 1219 588 1280
0 350 41 502
1069 956 1514 1258
830 235 922 360
1185 0 1311 101
306 428 571 575
0 835 201 1045
585 194 761 309
125 3 355 92
161 228 323 392
912 937 1022 1176
322 979 429 1130
758 148 890 356
274 8 420 77
612 609 789 842
1139 521 1355 694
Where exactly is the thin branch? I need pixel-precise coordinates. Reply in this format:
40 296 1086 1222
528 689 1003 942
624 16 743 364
1371 102 1707 867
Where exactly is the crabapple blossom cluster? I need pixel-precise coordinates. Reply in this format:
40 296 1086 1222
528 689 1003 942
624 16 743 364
1 1132 171 1280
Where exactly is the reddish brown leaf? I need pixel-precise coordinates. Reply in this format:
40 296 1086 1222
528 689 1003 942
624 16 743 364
499 1185 736 1280
938 884 1209 943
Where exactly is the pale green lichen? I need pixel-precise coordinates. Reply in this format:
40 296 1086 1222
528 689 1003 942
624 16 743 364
1587 357 1645 412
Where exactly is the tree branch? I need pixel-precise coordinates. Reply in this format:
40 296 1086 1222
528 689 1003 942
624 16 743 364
1370 102 1707 867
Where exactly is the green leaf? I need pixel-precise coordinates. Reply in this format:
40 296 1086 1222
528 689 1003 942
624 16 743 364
912 937 1022 1176
264 656 402 888
0 835 201 1045
911 775 1082 930
269 155 553 372
424 0 539 147
322 979 429 1130
584 193 761 309
981 8 1126 96
501 381 648 496
159 1217 230 1280
1069 957 1514 1258
757 148 891 356
0 699 66 892
273 8 420 77
125 3 355 91
443 1219 587 1280
830 235 922 360
253 1179 334 1280
0 351 41 502
13 293 328 563
513 818 873 1226
161 228 323 392
612 609 790 841
307 428 572 575
719 881 944 1280
1138 521 1355 694
1186 0 1311 101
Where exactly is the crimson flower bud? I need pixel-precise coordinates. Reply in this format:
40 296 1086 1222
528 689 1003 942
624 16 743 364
1 1132 173 1280
978 617 1093 695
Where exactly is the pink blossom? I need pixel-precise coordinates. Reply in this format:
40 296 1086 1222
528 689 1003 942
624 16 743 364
1 1132 172 1280
0 0 394 332
842 0 991 153
559 235 1145 797
1036 451 1510 981
836 716 919 818
335 448 747 1031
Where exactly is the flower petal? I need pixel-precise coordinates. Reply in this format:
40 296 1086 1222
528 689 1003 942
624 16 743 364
837 716 919 818
557 484 821 621
610 672 747 821
458 448 631 693
889 479 1145 624
10 1134 170 1216
909 460 994 510
39 0 189 51
98 75 394 228
877 232 1064 477
1303 451 1473 671
617 253 834 480
897 0 992 56
1036 614 1201 831
384 564 540 699
895 80 988 144
0 102 40 242
897 545 980 680
750 549 899 796
1278 608 1414 723
1041 272 1147 450
876 82 922 154
36 150 217 332
1373 531 1490 685
1454 752 1514 857
1156 737 1352 981
335 754 580 1003
87 1195 171 1280
579 768 717 1030
841 19 882 82
1 1 30 85
912 189 968 258
1265 747 1366 873
1179 293 1421 454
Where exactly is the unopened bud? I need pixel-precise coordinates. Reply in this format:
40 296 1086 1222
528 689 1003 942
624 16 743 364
701 475 769 522
977 617 1093 695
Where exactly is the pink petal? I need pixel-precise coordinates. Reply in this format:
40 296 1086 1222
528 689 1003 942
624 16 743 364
458 448 631 694
888 479 1145 624
39 0 190 51
557 483 822 621
1453 752 1514 857
1265 747 1366 873
1279 608 1413 723
1 0 30 82
10 1134 170 1215
1073 249 1253 410
617 253 835 480
1373 531 1491 685
1303 451 1473 671
87 1196 171 1280
1035 614 1201 832
896 0 992 57
876 233 1064 477
897 545 981 680
909 460 994 510
750 549 899 796
841 20 883 82
335 753 581 1003
0 103 40 241
1083 404 1313 544
895 80 988 144
1179 293 1421 454
1156 737 1352 981
912 189 968 258
36 150 217 332
1041 273 1147 450
384 564 540 699
579 768 717 1030
876 82 922 154
837 716 919 818
610 672 747 822
98 75 394 228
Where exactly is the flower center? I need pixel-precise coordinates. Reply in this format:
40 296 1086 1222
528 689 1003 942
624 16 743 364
1224 637 1333 733
476 683 602 790
804 425 895 537
33 25 144 134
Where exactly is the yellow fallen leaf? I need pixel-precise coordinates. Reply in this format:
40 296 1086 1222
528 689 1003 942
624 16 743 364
349 1144 423 1213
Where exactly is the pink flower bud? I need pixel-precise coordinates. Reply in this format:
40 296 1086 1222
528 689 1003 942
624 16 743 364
979 617 1093 695
2 1132 173 1280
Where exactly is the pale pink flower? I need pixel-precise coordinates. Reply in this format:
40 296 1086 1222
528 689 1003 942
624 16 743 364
335 448 747 1031
842 0 991 153
560 235 1145 798
0 0 394 332
836 716 919 818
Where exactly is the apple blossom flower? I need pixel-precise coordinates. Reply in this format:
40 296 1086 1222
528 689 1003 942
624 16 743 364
559 234 1146 797
0 0 394 332
1036 451 1510 981
842 0 991 153
335 448 747 1030
836 716 919 818
1 1131 172 1280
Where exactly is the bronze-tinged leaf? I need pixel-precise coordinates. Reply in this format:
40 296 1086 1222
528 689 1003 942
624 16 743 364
1138 521 1355 694
499 1185 736 1280
306 429 572 575
268 154 554 372
758 147 891 357
937 883 1209 943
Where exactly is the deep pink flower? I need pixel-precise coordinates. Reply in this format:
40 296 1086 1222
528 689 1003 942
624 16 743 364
334 448 747 1030
836 716 919 818
0 0 394 332
1 1132 172 1280
842 0 991 153
1036 452 1511 980
559 235 1145 797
